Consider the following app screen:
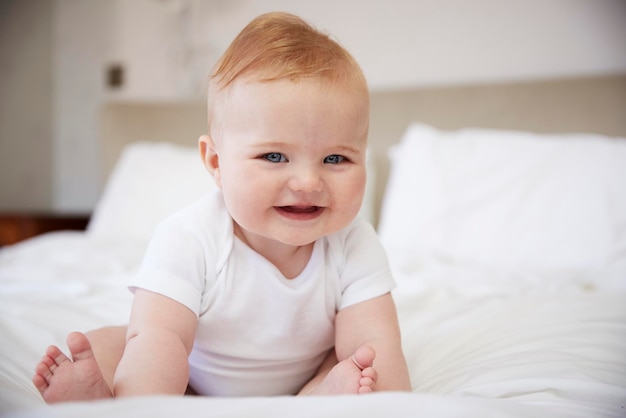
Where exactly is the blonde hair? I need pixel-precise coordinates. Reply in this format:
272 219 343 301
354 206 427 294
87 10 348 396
207 12 368 129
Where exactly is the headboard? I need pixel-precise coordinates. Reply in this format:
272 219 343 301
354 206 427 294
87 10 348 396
100 73 626 225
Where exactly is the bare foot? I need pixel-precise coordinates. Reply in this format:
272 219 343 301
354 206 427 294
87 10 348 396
312 345 378 395
32 332 113 403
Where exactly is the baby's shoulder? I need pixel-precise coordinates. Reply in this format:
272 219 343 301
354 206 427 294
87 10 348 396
323 217 382 265
155 190 233 250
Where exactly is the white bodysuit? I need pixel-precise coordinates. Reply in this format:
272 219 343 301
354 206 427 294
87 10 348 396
129 191 395 396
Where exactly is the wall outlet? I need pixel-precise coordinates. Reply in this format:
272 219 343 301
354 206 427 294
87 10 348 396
106 64 124 89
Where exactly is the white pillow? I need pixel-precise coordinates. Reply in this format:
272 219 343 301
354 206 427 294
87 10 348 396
88 141 378 243
378 124 626 282
88 142 216 243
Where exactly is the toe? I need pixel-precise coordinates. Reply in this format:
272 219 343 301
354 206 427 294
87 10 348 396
39 353 57 369
362 366 378 382
35 355 57 383
358 385 373 394
32 373 48 392
35 361 51 380
45 345 71 368
66 332 94 362
351 345 376 370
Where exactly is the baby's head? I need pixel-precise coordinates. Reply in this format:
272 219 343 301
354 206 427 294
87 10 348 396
206 11 369 134
200 12 370 248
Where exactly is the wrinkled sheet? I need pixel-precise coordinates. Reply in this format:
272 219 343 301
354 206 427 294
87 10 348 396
1 233 625 418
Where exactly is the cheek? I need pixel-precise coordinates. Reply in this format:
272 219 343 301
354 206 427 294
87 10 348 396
220 166 270 207
335 171 366 208
352 178 367 212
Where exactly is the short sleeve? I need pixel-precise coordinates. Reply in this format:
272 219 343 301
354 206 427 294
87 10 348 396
335 219 396 310
128 214 214 317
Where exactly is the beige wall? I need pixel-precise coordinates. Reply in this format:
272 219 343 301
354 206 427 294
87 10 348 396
0 0 54 211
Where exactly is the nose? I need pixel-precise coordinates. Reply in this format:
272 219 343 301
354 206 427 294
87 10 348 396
287 165 323 193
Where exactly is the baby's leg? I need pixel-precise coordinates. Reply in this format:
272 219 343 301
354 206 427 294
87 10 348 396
307 345 378 395
33 326 126 403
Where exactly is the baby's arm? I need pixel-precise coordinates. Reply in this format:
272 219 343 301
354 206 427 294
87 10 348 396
334 292 411 391
112 289 197 396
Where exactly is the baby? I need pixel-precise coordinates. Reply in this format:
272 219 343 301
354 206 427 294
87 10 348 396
33 12 411 401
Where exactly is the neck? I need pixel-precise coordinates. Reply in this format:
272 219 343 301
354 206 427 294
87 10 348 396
233 223 315 279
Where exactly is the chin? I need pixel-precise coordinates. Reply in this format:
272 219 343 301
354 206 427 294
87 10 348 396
277 225 346 247
277 235 319 247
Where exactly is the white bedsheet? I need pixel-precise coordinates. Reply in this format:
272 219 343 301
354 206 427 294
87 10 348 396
1 232 625 418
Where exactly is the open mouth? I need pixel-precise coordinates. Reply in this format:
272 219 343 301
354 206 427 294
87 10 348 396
275 205 324 220
281 206 320 213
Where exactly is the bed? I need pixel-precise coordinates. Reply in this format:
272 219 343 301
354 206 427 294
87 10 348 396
1 74 626 418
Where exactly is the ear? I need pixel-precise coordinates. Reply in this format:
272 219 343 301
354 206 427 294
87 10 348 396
198 134 222 189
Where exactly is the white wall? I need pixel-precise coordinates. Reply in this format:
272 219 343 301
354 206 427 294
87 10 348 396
198 0 626 90
3 0 626 212
100 0 626 101
53 0 114 211
0 0 54 211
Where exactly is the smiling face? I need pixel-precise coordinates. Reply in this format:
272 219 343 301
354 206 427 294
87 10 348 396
200 78 369 252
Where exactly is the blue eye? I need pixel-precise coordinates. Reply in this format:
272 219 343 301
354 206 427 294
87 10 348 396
324 155 345 164
263 153 287 163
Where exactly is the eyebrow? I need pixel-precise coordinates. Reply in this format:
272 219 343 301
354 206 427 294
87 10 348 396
249 141 290 149
331 145 361 155
250 142 361 154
